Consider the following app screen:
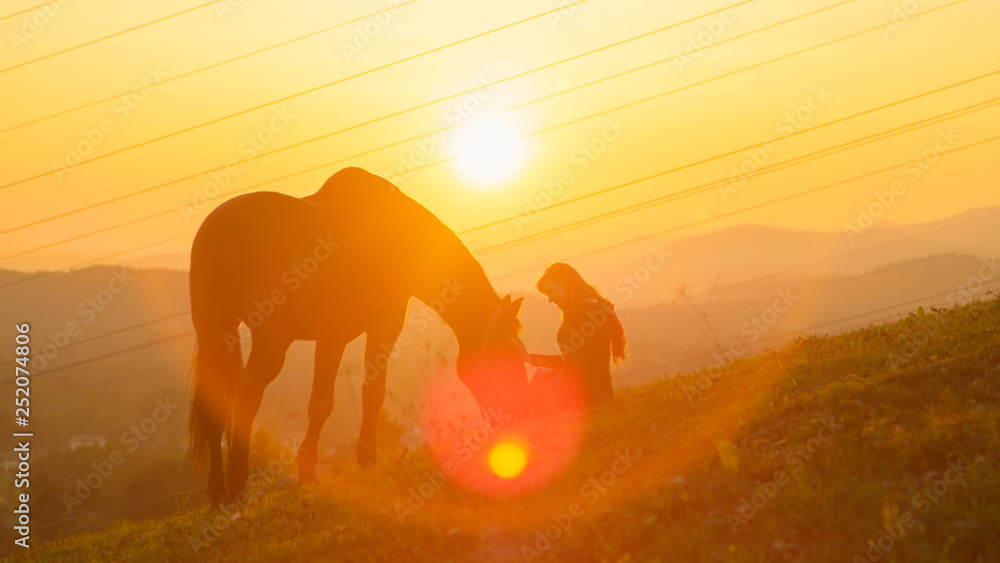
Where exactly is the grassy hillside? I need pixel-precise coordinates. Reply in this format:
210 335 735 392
15 297 1000 562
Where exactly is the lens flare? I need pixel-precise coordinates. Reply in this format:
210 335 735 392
419 365 588 498
488 439 528 479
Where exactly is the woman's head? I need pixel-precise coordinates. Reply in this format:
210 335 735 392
536 263 629 366
536 263 589 308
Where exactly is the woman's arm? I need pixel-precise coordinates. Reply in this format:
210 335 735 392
528 354 565 368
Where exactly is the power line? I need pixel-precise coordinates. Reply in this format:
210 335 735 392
0 0 591 192
492 134 1000 280
34 484 206 529
0 231 195 290
0 0 65 22
0 1 221 73
387 0 971 182
0 0 423 134
0 311 190 367
50 360 190 398
34 480 202 525
0 331 194 386
470 97 1000 255
457 70 1000 236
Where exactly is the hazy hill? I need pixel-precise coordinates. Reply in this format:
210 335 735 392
583 205 1000 305
6 206 1000 303
12 294 999 561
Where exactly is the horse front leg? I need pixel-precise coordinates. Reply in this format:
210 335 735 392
223 337 289 505
297 338 347 483
357 313 405 468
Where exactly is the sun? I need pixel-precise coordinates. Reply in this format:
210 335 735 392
452 116 527 188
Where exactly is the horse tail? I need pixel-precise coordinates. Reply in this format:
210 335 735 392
187 273 242 470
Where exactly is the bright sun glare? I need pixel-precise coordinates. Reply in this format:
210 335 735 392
488 439 529 479
453 117 527 188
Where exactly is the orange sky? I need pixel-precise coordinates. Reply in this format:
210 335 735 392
2 0 998 288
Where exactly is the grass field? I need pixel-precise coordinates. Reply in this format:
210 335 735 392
17 297 1000 562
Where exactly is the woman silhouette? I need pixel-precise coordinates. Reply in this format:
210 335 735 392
525 263 627 410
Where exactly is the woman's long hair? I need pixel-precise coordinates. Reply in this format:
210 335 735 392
537 263 628 366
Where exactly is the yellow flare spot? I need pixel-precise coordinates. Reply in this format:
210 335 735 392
488 440 528 479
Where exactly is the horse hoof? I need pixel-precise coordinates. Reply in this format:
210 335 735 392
207 485 226 509
220 486 246 508
356 445 376 468
296 452 318 484
297 467 316 485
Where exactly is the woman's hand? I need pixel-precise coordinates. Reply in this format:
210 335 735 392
517 346 532 364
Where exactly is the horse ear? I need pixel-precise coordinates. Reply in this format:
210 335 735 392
501 294 512 305
510 297 523 316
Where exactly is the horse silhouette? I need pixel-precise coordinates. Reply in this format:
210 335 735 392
188 167 530 506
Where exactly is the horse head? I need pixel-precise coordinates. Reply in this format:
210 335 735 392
457 294 531 427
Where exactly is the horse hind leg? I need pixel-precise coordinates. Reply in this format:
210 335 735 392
223 334 290 505
297 339 347 483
